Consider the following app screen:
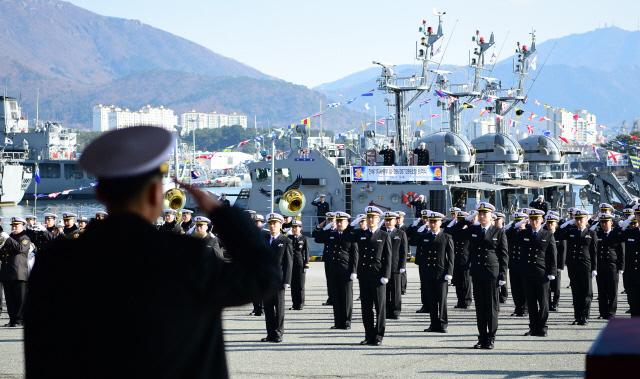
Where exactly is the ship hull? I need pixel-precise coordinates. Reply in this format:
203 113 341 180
0 163 31 206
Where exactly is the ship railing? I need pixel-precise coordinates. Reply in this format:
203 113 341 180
378 76 429 90
1 151 28 161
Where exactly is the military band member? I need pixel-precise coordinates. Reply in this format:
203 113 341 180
25 126 279 378
415 211 454 333
594 213 624 319
320 212 358 329
506 212 528 316
192 216 225 260
353 206 392 346
78 216 89 232
557 209 597 325
288 220 309 311
465 202 508 349
59 213 81 240
545 214 566 311
180 209 194 233
623 208 640 316
517 209 557 337
95 210 108 221
446 211 473 309
381 211 408 319
159 209 183 234
396 211 409 295
261 213 293 343
0 217 32 327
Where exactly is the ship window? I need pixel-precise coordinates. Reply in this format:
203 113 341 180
253 168 290 182
64 164 84 179
40 163 61 179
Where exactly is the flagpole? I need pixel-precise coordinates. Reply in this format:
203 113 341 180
33 162 38 216
373 107 377 137
319 100 323 148
270 138 275 213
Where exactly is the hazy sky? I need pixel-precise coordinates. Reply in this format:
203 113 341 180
68 0 640 87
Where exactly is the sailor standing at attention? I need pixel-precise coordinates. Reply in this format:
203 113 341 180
465 202 508 349
288 219 309 311
381 211 408 319
159 209 183 234
261 213 293 343
352 206 392 346
415 211 454 333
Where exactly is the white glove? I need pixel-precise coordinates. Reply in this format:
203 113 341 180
186 225 196 235
619 270 624 275
589 223 598 231
284 284 290 289
515 220 527 228
592 270 597 278
446 219 456 228
304 268 308 273
417 224 429 233
399 268 406 274
0 231 9 239
465 212 477 222
323 222 334 231
444 275 452 282
350 216 363 227
380 277 389 285
350 273 358 281
34 224 47 232
498 280 506 286
412 219 421 227
547 275 556 280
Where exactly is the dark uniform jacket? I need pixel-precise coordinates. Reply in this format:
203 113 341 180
412 229 454 280
382 227 408 274
506 225 525 270
516 226 557 278
595 228 624 272
352 228 392 280
311 200 330 217
181 220 194 234
558 225 597 271
202 233 225 260
549 228 567 270
320 230 358 274
413 147 430 165
0 231 31 281
289 234 310 270
24 206 279 379
266 233 293 288
444 220 471 269
465 224 509 281
59 225 81 240
409 200 428 219
379 148 396 165
159 220 183 234
25 228 56 254
312 226 334 262
623 227 640 276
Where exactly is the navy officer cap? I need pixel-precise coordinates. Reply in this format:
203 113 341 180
79 126 174 179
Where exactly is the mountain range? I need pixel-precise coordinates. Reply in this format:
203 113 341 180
315 27 640 132
0 0 364 129
2 0 638 134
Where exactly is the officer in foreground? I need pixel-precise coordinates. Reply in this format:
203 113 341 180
24 126 279 379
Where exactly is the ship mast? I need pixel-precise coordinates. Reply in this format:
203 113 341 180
493 30 536 134
374 14 444 165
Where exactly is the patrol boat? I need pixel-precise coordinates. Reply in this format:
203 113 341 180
238 14 589 228
0 96 32 205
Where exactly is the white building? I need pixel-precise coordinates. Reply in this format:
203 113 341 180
92 104 178 132
179 110 248 132
546 108 597 145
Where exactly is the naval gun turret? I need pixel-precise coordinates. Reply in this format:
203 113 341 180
468 29 525 180
518 135 563 180
418 131 475 182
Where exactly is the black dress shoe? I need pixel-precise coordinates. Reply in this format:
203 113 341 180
626 309 631 314
434 329 447 333
360 339 370 345
549 305 557 312
3 323 16 327
272 337 282 343
260 337 272 342
416 307 428 313
387 315 399 320
369 340 382 346
536 331 548 337
424 327 434 332
524 331 533 336
577 320 588 326
571 320 578 325
484 341 495 349
473 341 484 349
254 312 262 317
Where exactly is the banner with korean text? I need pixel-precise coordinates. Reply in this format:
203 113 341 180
351 165 445 182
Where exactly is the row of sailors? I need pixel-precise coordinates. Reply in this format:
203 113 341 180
0 211 109 327
308 201 640 350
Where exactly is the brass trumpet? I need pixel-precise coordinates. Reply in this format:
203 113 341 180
164 188 186 210
279 188 306 217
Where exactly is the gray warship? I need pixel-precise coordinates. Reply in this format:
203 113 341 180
0 96 32 205
237 15 591 227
